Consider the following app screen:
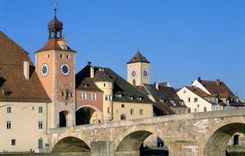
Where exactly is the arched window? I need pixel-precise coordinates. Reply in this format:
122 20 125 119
59 111 67 127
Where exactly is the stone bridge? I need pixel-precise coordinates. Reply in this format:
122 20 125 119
48 109 245 156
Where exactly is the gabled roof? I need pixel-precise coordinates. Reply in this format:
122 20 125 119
94 70 112 82
197 79 235 98
185 86 209 97
143 83 186 108
36 38 75 52
0 32 50 102
76 64 152 104
153 102 175 115
127 51 150 64
76 77 102 92
0 31 31 65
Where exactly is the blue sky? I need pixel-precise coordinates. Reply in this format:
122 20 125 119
1 0 245 97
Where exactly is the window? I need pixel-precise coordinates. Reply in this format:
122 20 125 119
38 107 43 113
121 104 125 108
66 54 71 59
197 104 200 112
120 114 126 120
80 93 87 100
194 98 198 102
38 138 43 149
204 107 207 112
105 95 109 101
38 121 43 129
107 107 111 113
140 109 144 115
183 90 186 94
188 98 191 102
7 121 11 129
7 107 11 113
11 139 16 146
59 54 63 58
109 95 113 101
91 94 96 100
130 109 135 115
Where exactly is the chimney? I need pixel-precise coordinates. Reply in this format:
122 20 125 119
90 66 94 78
155 82 159 90
23 61 30 80
198 76 201 82
216 79 221 86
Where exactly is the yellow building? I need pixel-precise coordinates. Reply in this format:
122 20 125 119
75 63 153 123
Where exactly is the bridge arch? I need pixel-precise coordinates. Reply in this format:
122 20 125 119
76 105 102 125
53 136 90 153
116 126 170 154
204 122 245 156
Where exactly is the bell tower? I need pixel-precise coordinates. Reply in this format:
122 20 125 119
35 3 76 129
127 51 150 86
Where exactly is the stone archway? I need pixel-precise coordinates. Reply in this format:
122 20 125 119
59 111 69 127
76 105 102 125
116 130 169 156
204 123 245 156
53 136 90 153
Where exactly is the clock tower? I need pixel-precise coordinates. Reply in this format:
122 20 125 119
35 8 76 128
127 51 150 86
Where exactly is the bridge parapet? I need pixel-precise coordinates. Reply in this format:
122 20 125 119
48 109 245 156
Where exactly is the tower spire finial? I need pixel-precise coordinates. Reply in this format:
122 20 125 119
54 0 57 18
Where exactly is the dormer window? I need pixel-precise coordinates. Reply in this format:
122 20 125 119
115 94 122 98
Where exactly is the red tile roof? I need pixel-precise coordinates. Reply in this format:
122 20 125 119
185 86 209 97
0 31 50 102
198 79 235 98
37 38 75 52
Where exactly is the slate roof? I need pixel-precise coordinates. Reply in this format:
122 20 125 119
127 51 150 64
0 31 50 102
76 64 152 104
76 77 102 92
94 70 112 82
143 84 186 107
36 38 75 52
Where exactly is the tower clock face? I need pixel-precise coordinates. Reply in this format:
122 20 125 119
143 69 148 78
131 70 137 78
60 63 70 76
41 64 49 76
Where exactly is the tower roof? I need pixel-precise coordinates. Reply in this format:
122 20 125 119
127 50 150 64
48 16 63 32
